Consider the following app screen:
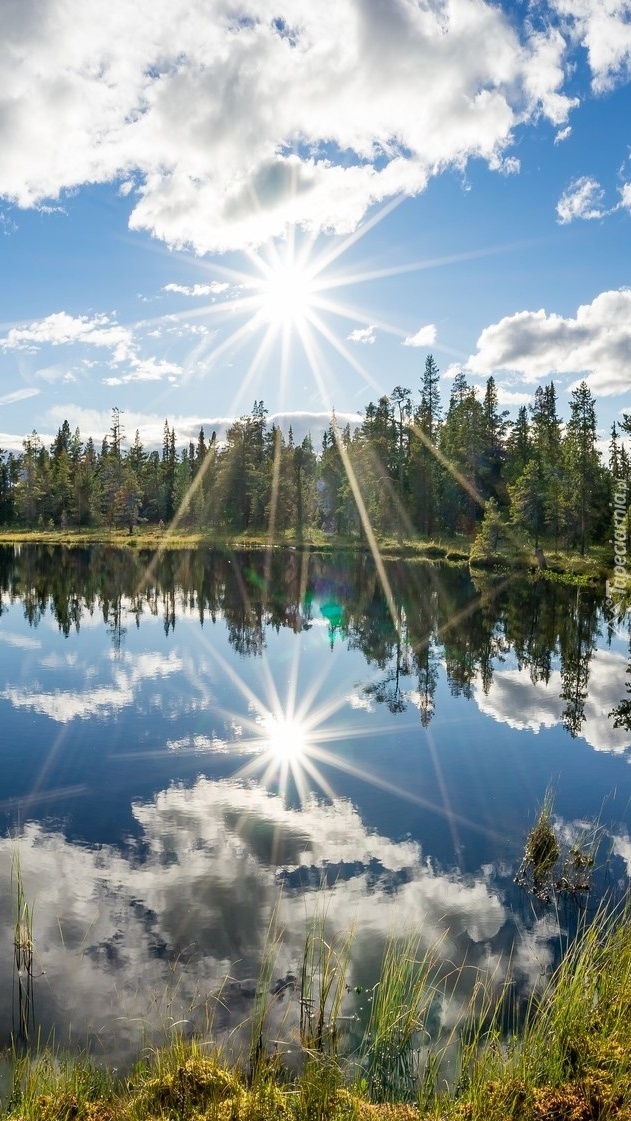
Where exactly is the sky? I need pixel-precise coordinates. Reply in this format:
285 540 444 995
1 0 630 454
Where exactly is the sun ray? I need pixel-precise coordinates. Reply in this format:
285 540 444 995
302 309 386 395
309 294 409 339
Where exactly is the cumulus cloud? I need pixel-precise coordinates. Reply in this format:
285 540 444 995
0 311 192 390
494 385 533 407
0 0 578 253
34 364 77 384
0 312 133 361
550 0 631 92
2 650 184 723
348 326 377 345
556 175 609 223
403 323 437 348
466 288 631 395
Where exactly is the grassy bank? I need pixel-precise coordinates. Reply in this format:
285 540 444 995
0 526 611 582
4 897 631 1121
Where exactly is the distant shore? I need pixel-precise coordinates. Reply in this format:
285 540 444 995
0 526 610 585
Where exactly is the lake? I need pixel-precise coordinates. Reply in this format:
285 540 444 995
0 544 630 1067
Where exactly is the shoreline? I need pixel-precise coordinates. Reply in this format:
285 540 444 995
0 528 610 585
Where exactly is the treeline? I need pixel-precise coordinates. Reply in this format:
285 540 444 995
0 358 629 553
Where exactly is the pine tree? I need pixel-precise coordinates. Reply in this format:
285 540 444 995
409 354 442 536
505 406 531 484
390 385 411 541
481 376 509 501
440 372 486 531
561 381 605 554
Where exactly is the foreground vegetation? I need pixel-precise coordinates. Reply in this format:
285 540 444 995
4 892 631 1121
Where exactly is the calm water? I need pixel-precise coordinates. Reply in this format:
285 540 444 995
1 544 630 1064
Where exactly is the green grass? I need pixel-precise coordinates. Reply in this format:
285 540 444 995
5 898 631 1120
0 525 610 581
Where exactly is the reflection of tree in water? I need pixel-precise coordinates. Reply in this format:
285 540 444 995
414 642 439 727
609 611 631 732
105 595 127 653
0 545 610 736
559 588 599 738
362 614 412 714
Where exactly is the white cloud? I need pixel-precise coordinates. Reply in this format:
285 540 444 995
104 357 183 386
348 326 376 345
620 181 631 211
466 288 631 395
34 364 78 384
0 430 29 452
0 312 133 361
556 175 609 223
164 282 230 297
0 0 577 253
550 0 631 93
554 124 572 143
37 405 361 451
402 323 437 348
494 385 533 407
0 311 189 390
0 631 42 651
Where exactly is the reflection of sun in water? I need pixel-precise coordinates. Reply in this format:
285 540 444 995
251 705 337 804
261 712 308 761
198 604 497 862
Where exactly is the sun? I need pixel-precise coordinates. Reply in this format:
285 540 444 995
255 256 317 330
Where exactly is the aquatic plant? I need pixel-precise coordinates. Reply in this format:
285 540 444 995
515 793 597 903
11 850 36 1047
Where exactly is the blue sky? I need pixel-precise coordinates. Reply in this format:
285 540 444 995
0 0 630 453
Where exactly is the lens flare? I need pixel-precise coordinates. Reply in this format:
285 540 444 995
260 712 308 761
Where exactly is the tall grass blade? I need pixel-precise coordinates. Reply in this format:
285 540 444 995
11 850 36 1048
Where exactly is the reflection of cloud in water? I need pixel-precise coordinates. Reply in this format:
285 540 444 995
610 831 631 882
167 734 229 754
1 651 184 723
0 631 42 650
474 650 631 754
347 692 375 713
0 777 527 1065
40 651 78 669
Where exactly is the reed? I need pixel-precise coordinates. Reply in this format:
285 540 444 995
5 894 631 1120
360 932 442 1103
11 850 36 1048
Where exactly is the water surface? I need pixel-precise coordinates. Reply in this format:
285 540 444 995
1 545 630 1063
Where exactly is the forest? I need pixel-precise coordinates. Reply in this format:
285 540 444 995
0 357 629 556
